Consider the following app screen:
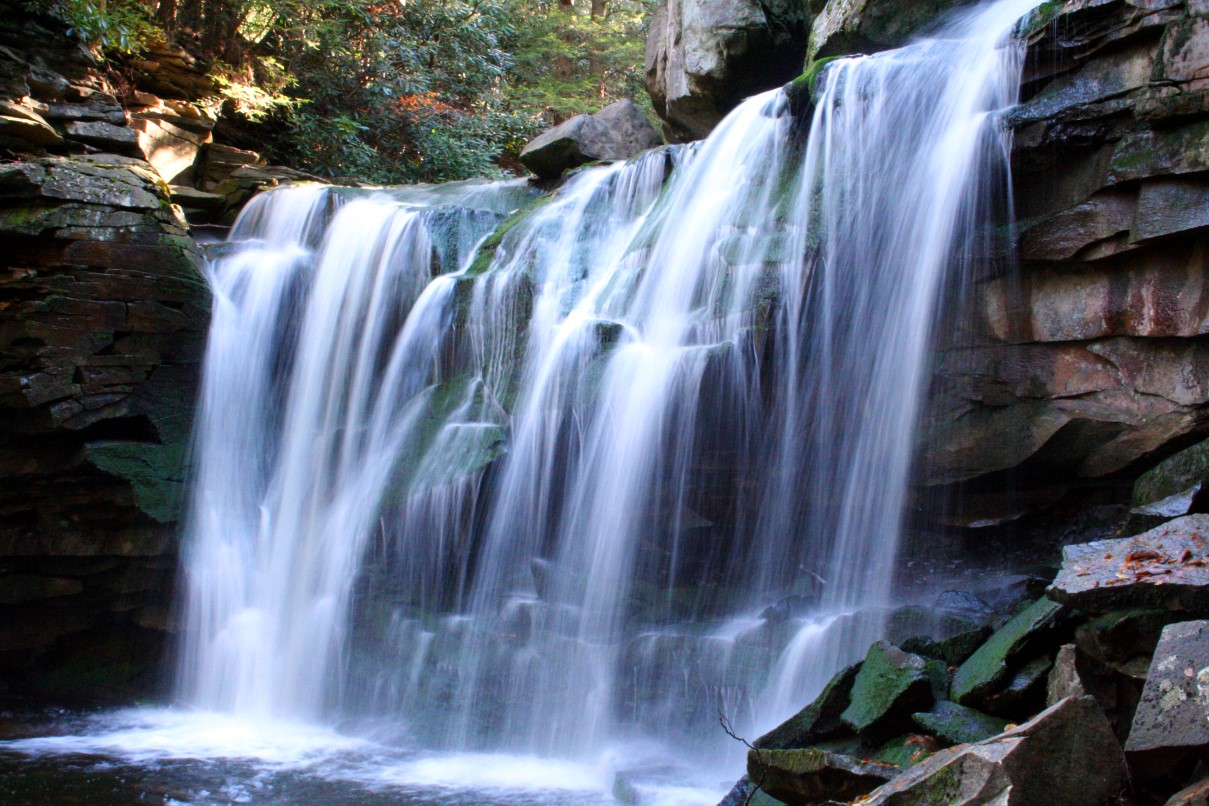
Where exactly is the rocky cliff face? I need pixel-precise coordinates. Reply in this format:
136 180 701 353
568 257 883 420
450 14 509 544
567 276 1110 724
0 5 211 701
923 0 1209 522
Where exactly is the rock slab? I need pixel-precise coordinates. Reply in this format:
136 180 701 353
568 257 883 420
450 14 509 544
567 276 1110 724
519 100 661 179
1049 515 1209 615
755 663 859 749
951 597 1064 708
748 746 898 805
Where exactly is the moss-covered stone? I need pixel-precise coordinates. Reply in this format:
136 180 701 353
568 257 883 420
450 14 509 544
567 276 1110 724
465 192 556 276
977 654 1053 717
1075 608 1186 675
85 439 188 524
873 734 937 768
1108 120 1209 183
755 662 861 749
1133 435 1209 510
785 54 845 118
912 700 1008 746
841 641 934 741
748 746 898 805
951 597 1065 707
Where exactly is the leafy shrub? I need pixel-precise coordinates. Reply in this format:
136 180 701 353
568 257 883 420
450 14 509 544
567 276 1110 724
32 0 157 53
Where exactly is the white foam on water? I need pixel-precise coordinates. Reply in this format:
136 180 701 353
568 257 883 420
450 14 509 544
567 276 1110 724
0 708 370 766
362 752 606 792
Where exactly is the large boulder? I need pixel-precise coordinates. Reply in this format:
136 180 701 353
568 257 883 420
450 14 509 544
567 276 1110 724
863 696 1127 806
644 0 814 142
841 641 934 741
911 701 1008 746
807 0 976 62
519 99 661 179
755 663 860 749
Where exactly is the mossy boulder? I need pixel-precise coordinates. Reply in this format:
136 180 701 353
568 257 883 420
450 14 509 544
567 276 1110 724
951 597 1065 709
1129 435 1209 525
1075 608 1187 678
975 654 1053 718
873 734 938 768
841 641 934 742
912 700 1008 746
755 663 861 749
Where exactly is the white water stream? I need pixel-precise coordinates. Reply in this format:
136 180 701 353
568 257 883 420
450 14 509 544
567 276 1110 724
0 0 1040 801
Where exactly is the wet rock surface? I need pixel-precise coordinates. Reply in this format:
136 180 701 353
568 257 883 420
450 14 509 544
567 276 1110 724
911 700 1008 745
747 746 899 805
921 0 1209 520
754 663 859 750
951 596 1065 710
808 0 977 62
840 642 934 741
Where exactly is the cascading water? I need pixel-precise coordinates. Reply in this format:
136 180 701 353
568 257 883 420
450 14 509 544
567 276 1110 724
0 0 1042 801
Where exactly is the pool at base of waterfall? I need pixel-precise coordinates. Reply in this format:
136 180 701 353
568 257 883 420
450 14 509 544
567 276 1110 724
0 708 726 805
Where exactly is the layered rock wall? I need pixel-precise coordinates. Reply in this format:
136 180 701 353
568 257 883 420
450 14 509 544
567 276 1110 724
0 4 210 700
923 0 1209 513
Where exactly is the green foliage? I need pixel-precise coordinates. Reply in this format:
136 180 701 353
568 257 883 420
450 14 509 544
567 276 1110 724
212 55 296 121
264 0 520 181
508 0 655 124
256 0 657 182
37 0 657 182
33 0 157 53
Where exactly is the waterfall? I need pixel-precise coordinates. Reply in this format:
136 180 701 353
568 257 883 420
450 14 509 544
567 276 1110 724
175 0 1038 773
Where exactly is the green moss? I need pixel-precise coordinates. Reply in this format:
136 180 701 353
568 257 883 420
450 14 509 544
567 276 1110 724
874 734 936 767
1013 0 1065 39
465 192 555 276
756 662 861 749
951 597 1064 706
901 625 991 667
1133 435 1209 506
86 440 188 523
841 641 933 739
912 700 1007 746
380 375 511 504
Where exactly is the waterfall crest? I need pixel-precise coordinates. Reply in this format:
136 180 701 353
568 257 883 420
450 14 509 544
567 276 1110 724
177 0 1040 767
